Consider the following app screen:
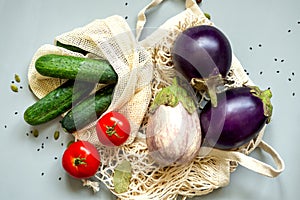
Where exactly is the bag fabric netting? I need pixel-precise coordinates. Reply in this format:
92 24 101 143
27 0 284 199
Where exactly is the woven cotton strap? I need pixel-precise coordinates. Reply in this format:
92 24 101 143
136 0 200 40
136 0 164 40
199 140 285 178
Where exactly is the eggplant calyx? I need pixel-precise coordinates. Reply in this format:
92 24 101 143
150 77 196 114
249 86 273 124
191 74 225 107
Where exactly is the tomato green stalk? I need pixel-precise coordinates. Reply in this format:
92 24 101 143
105 121 123 138
73 157 87 166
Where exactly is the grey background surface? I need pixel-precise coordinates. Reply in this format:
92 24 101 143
0 0 299 199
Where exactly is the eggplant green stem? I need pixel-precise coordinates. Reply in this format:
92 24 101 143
249 86 273 124
150 77 196 114
191 74 224 107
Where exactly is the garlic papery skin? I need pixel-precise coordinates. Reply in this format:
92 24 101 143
146 103 202 166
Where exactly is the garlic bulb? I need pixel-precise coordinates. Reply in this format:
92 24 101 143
146 78 202 166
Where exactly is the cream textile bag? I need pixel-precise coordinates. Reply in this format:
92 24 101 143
27 0 284 199
28 16 153 145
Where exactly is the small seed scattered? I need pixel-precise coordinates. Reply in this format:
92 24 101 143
10 84 18 92
54 131 60 140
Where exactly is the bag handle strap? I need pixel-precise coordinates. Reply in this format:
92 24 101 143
200 140 285 178
136 0 164 41
136 0 200 40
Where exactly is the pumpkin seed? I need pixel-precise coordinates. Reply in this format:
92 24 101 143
204 13 211 20
10 84 18 92
14 74 21 83
32 129 39 137
54 131 60 140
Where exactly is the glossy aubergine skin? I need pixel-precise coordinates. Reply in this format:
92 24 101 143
171 25 232 80
200 87 267 150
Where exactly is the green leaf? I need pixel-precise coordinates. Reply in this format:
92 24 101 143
113 160 132 194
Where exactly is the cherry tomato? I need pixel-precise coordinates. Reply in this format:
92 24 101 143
96 111 131 146
62 141 100 179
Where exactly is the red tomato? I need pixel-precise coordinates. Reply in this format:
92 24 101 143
96 111 131 146
62 141 100 179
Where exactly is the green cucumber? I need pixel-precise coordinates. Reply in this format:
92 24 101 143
56 41 89 55
61 84 114 133
35 54 118 84
24 80 94 126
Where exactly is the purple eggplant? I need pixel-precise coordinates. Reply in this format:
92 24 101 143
200 86 273 150
171 25 232 107
171 25 232 80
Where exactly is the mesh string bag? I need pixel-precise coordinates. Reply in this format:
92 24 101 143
27 0 284 199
